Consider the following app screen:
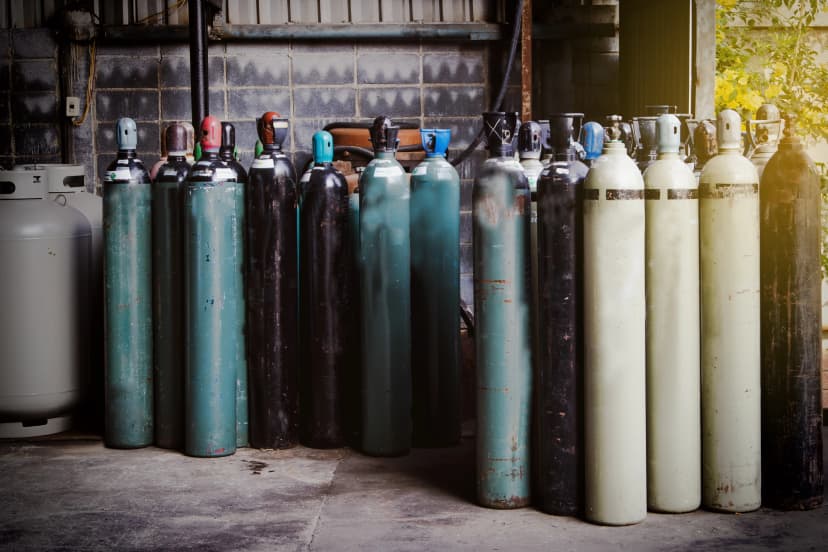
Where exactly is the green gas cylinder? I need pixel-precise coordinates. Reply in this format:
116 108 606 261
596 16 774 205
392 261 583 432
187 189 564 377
474 112 532 508
183 116 246 458
359 116 411 456
103 117 153 449
410 128 461 447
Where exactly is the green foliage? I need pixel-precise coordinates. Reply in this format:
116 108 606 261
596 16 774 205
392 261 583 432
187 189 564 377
716 0 828 143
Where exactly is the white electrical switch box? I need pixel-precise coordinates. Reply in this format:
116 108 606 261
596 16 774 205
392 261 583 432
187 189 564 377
66 97 81 117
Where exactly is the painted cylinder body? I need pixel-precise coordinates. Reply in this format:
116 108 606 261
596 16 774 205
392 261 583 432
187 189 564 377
699 110 761 512
183 147 246 458
759 121 823 510
359 139 411 456
103 120 153 449
220 122 249 448
246 116 299 449
0 170 90 438
583 126 646 525
644 115 701 513
346 185 362 446
410 129 461 447
151 147 190 449
474 112 531 508
299 131 353 448
535 115 588 516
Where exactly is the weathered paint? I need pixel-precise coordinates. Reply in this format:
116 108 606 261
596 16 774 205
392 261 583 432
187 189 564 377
760 117 823 510
410 129 461 448
535 113 588 516
103 126 153 449
474 112 531 508
346 186 362 447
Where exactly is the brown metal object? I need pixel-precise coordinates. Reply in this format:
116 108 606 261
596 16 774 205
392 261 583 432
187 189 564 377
520 0 532 122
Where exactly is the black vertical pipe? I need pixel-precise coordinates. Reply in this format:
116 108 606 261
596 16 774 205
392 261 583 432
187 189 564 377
188 0 208 131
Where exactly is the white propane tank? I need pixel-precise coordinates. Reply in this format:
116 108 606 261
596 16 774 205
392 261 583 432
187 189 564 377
0 167 91 437
583 116 647 525
643 115 701 513
699 109 761 513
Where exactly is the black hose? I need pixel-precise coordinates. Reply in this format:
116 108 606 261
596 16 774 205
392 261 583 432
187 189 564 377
450 0 525 167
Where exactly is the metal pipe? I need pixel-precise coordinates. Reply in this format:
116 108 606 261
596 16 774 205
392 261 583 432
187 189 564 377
188 0 208 132
99 23 502 42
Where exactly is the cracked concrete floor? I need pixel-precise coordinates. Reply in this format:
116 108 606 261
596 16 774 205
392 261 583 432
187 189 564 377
1 431 827 551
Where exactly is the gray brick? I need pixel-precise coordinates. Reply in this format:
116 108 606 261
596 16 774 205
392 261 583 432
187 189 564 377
294 87 355 118
293 118 355 152
293 151 313 173
159 56 225 88
12 29 56 59
12 60 57 91
424 86 485 117
96 45 159 57
12 92 57 123
292 43 351 54
357 43 419 55
236 149 255 170
14 125 60 156
96 121 160 156
159 43 224 57
15 153 61 165
226 43 289 56
460 242 473 269
0 61 10 90
161 88 226 121
224 120 269 152
423 117 482 150
226 55 289 87
359 87 420 118
0 125 10 155
95 56 158 89
228 88 291 119
292 53 354 85
96 90 159 121
423 53 484 83
0 30 9 58
357 53 419 84
460 178 473 207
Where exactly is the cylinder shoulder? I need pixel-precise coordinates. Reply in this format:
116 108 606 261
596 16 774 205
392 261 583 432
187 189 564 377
308 165 348 192
700 153 758 185
411 158 460 186
104 158 151 184
585 152 643 189
0 199 92 238
643 158 697 189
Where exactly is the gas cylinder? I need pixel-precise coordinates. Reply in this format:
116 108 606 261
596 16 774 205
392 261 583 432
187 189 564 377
183 116 246 458
537 120 552 167
632 116 658 172
0 168 90 437
150 121 195 179
346 180 362 447
359 116 411 456
219 121 248 448
246 112 299 449
103 117 153 449
580 121 604 168
299 130 353 448
410 128 461 448
643 114 700 513
518 121 543 415
473 111 531 508
151 123 190 449
699 109 761 512
40 164 103 428
760 114 823 510
535 112 588 516
583 115 647 525
746 104 783 180
693 120 717 182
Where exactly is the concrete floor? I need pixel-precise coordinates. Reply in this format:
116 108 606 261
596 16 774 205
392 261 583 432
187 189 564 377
1 431 826 551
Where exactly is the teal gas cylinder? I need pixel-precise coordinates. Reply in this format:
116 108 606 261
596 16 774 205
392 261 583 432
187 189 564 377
410 128 461 447
473 111 532 509
583 116 647 525
699 109 761 513
183 116 246 458
644 115 700 513
103 117 153 449
151 123 190 449
359 116 411 456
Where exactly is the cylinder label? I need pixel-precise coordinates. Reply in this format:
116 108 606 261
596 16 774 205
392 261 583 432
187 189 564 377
700 182 758 199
